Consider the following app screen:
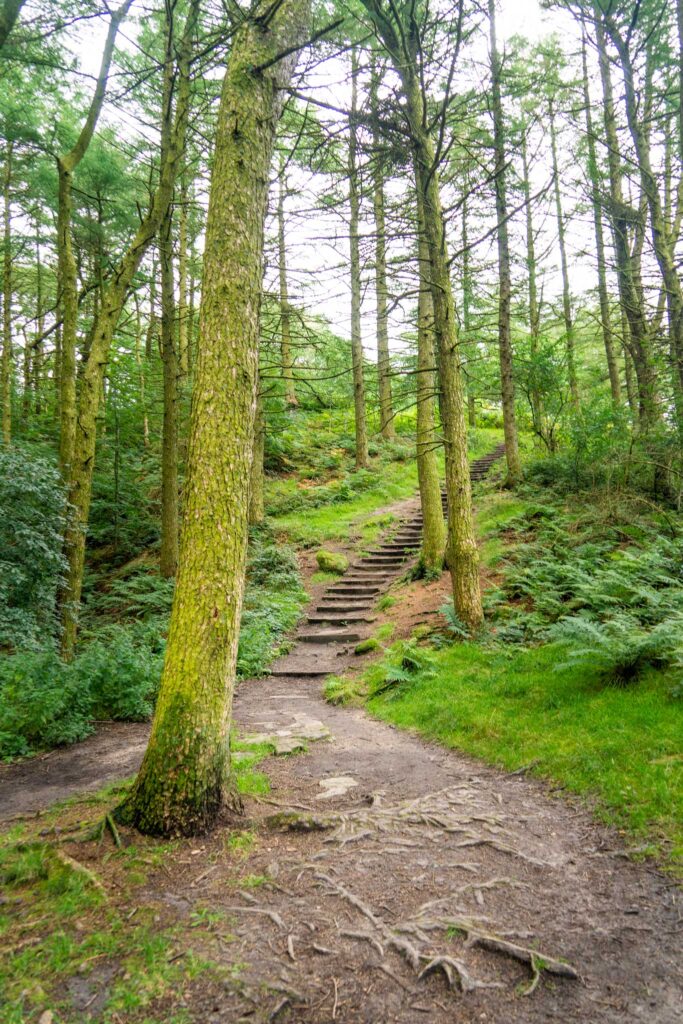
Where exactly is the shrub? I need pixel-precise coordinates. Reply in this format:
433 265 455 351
368 639 436 700
0 446 67 651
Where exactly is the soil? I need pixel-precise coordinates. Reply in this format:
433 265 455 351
1 472 681 1022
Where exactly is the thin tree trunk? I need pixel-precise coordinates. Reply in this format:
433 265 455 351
1 141 11 444
177 171 189 376
0 0 25 49
489 0 521 483
349 49 369 469
119 0 311 836
521 130 543 438
595 13 658 429
34 219 44 415
461 192 476 428
57 1 132 477
416 190 446 575
370 64 395 440
277 162 297 408
581 31 621 405
59 3 196 659
548 97 579 407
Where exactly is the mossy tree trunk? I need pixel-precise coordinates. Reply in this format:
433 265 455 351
59 2 197 660
118 0 311 836
595 14 658 429
159 37 179 579
361 0 482 628
416 191 446 575
520 129 544 440
349 49 369 470
57 0 132 478
548 97 579 409
581 31 621 406
370 65 395 440
0 0 25 50
277 162 297 408
178 172 190 376
461 191 476 428
1 140 11 445
488 0 521 485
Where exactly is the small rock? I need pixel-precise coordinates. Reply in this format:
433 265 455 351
316 776 358 800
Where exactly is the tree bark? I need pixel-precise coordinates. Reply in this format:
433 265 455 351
278 162 297 408
159 37 179 580
370 65 395 440
548 97 579 407
119 0 311 836
416 190 446 575
581 31 621 405
57 0 132 478
58 2 196 660
488 0 521 484
178 172 190 377
521 129 544 439
1 141 11 445
360 0 482 627
461 192 476 428
349 49 369 470
595 13 658 428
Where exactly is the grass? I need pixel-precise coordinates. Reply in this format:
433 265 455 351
268 425 504 547
364 641 682 870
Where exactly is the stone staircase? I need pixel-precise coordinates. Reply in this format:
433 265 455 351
270 443 506 678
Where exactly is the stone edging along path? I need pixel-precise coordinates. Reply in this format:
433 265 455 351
270 443 507 677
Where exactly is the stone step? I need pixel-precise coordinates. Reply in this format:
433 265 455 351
299 629 362 644
307 612 375 624
270 644 349 676
327 585 381 595
315 603 374 613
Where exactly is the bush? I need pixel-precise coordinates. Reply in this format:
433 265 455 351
0 446 67 651
0 629 164 760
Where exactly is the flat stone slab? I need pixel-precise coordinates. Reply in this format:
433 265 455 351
316 776 358 800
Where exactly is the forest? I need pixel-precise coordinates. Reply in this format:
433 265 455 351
0 0 682 1020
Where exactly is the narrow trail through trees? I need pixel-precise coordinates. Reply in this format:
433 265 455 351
0 447 681 1021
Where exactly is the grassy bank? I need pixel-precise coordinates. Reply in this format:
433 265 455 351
327 474 683 874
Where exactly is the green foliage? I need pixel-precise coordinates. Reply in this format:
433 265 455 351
548 615 683 686
366 639 437 700
0 446 67 651
0 632 164 760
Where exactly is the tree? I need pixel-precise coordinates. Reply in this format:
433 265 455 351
119 0 311 836
370 63 395 440
348 49 369 470
362 0 483 629
488 0 522 484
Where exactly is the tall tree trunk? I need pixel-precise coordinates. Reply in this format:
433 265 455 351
1 141 11 445
360 0 483 627
159 35 179 580
461 193 476 428
605 16 683 403
57 1 131 477
416 191 446 575
595 13 658 429
34 219 44 415
349 49 369 469
370 65 395 440
521 130 543 438
277 162 297 408
59 3 196 660
548 97 579 407
581 31 621 405
177 172 190 376
249 381 265 525
119 0 311 837
489 0 521 484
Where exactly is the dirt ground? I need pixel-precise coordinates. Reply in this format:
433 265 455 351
1 480 682 1022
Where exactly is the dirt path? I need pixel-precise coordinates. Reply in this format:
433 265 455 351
1 450 681 1021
